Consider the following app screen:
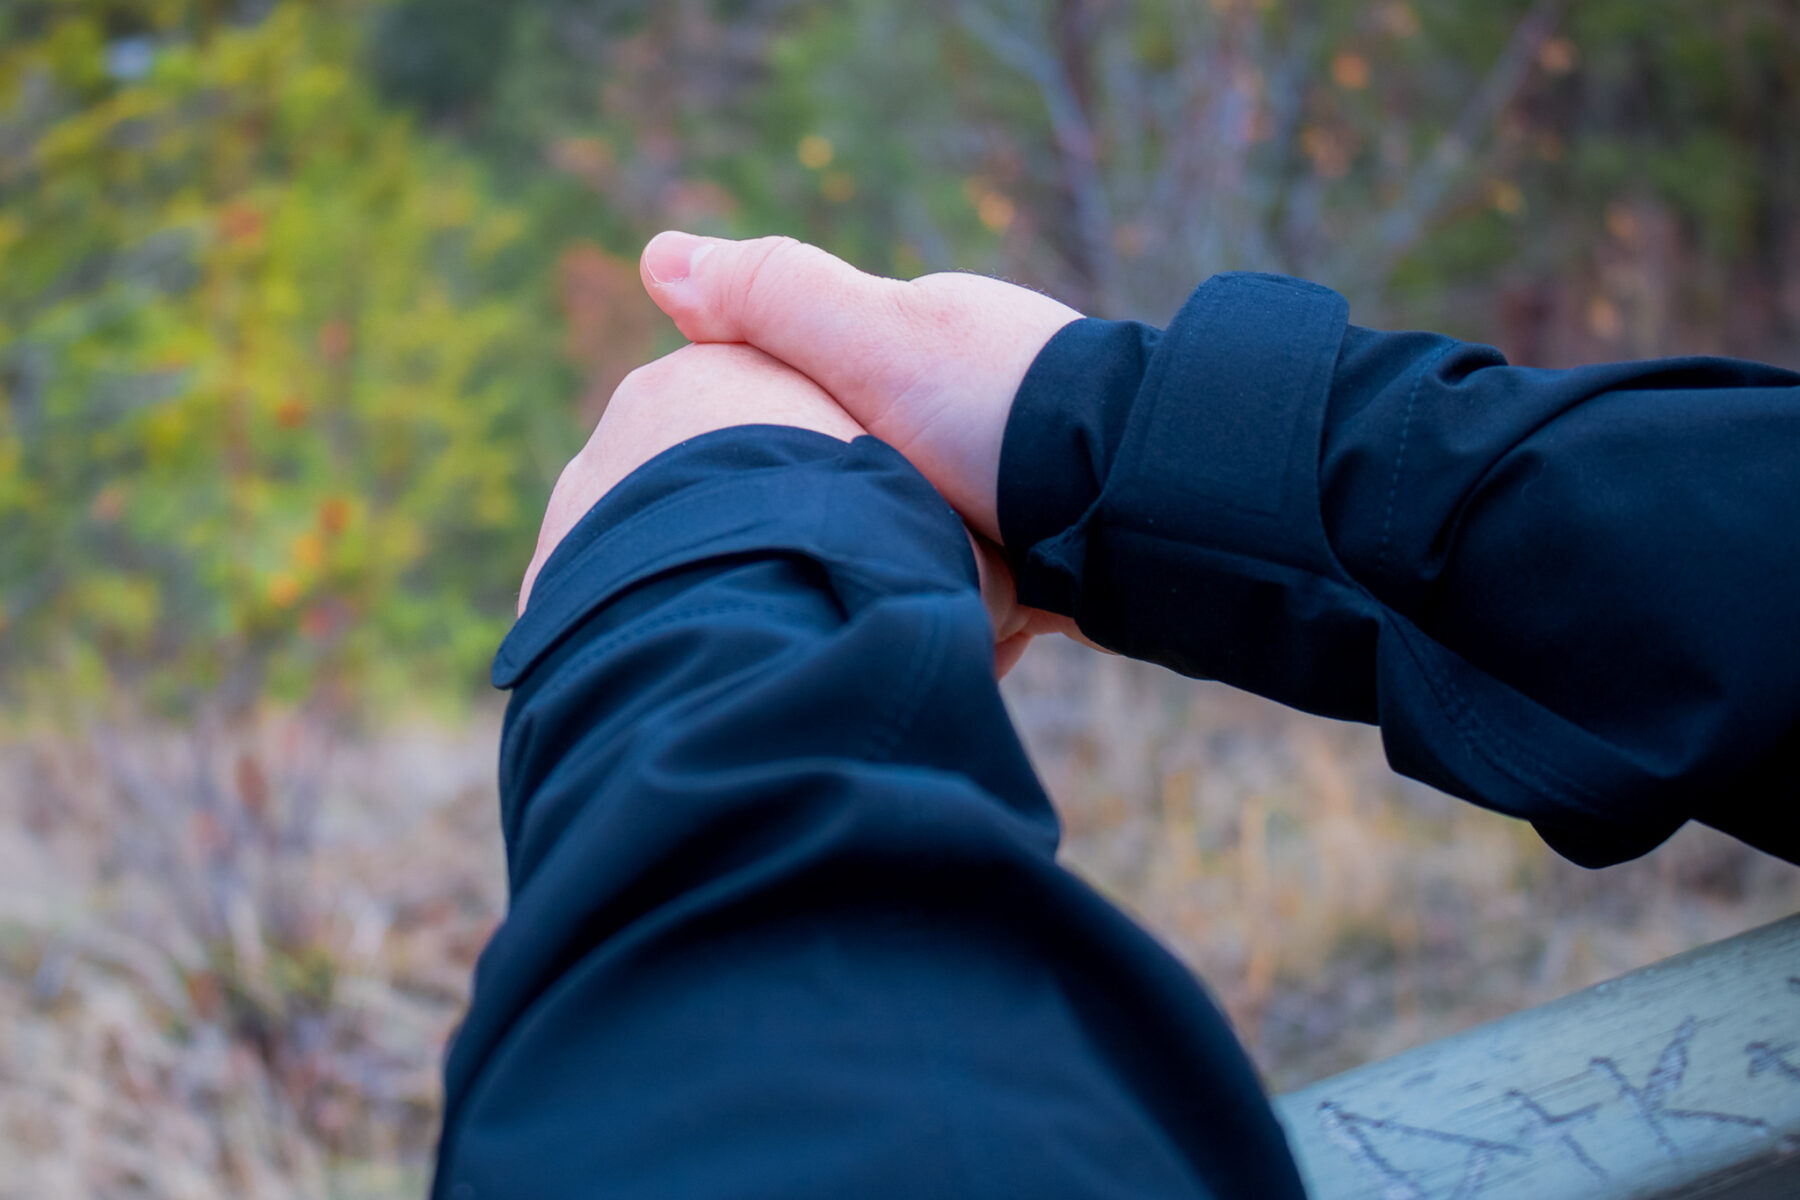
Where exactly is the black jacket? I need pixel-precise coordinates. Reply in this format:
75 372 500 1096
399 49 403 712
431 272 1799 1198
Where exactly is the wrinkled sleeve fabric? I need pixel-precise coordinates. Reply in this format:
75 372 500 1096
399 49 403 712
1000 272 1800 868
432 427 1305 1200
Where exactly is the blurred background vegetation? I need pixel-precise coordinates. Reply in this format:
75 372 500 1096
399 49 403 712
1 0 1796 1195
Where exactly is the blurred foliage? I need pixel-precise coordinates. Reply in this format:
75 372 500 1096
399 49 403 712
3 0 1796 716
0 0 578 713
370 0 1799 329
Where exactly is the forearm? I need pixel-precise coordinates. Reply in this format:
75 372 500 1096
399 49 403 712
436 427 1304 1199
1000 272 1800 865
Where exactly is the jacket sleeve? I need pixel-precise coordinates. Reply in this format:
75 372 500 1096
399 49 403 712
432 426 1305 1200
999 272 1800 868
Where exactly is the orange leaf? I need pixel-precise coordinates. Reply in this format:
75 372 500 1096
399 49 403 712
318 496 352 537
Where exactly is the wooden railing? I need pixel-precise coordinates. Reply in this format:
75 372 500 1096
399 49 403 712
1274 914 1800 1199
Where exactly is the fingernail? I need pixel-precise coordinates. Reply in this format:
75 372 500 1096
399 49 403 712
644 230 712 285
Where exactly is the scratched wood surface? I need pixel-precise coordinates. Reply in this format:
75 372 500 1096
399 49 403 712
1274 913 1800 1200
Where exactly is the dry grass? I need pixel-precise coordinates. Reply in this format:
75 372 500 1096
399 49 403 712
1006 641 1800 1090
0 708 504 1198
1 644 1795 1192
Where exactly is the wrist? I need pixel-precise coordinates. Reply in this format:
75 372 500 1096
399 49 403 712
997 317 1158 600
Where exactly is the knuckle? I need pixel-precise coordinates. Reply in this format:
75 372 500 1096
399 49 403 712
733 235 810 315
619 351 676 392
608 367 648 407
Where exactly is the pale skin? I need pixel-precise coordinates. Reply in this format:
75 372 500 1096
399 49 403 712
521 232 1091 675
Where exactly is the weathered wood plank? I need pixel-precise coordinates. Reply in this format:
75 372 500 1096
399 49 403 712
1274 914 1800 1199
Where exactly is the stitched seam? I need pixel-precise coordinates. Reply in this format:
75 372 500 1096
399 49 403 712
1375 343 1454 578
856 603 946 765
510 513 965 678
527 472 799 621
1401 625 1619 817
524 599 805 711
526 432 877 624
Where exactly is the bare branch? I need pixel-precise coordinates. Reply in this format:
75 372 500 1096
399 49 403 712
961 0 1124 314
1347 0 1567 291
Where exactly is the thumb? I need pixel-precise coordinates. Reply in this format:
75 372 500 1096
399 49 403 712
640 232 912 420
642 231 1082 543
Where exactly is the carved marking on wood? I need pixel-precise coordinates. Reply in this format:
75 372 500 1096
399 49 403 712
1588 1016 1770 1157
1502 1089 1608 1181
1745 982 1800 1086
1745 1042 1800 1085
1317 1101 1526 1200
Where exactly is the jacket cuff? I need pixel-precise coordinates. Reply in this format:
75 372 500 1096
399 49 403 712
998 316 1159 603
998 273 1365 708
494 426 978 690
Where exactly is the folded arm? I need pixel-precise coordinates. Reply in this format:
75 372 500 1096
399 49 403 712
1000 272 1800 866
434 422 1305 1199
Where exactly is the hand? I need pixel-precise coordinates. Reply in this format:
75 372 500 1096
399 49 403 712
517 342 1058 676
971 531 1077 677
638 232 1082 545
519 343 863 614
